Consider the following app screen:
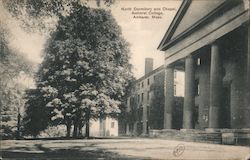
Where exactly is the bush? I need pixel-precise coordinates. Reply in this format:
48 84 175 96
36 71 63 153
38 125 66 138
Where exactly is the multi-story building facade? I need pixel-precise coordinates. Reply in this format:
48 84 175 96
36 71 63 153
122 58 184 136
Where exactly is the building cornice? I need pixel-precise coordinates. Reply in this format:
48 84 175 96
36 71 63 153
134 65 164 84
158 0 242 51
157 0 191 50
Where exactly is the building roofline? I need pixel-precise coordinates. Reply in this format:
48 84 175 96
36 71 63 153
157 0 241 51
133 64 185 84
134 65 164 83
157 0 191 50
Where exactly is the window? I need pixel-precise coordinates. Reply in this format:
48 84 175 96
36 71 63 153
174 85 177 96
156 90 160 96
130 97 135 106
198 84 200 95
195 79 200 96
141 82 144 88
147 78 150 85
111 122 115 128
141 93 144 102
147 91 150 100
138 94 140 103
147 105 150 118
197 58 201 66
127 98 130 104
174 70 177 79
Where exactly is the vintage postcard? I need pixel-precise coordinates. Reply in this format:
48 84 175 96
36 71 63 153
1 0 250 159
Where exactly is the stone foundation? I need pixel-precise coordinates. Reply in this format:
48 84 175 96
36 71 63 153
149 129 250 146
221 128 250 146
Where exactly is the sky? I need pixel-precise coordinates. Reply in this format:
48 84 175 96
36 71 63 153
111 1 181 78
1 0 182 88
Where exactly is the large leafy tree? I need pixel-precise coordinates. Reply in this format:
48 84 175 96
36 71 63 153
24 5 132 138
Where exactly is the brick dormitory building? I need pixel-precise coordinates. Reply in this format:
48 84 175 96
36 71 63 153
119 58 184 136
121 0 250 145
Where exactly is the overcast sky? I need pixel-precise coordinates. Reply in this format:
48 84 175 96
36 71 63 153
111 1 181 78
1 1 181 87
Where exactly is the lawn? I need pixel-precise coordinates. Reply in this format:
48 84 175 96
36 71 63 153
2 138 250 160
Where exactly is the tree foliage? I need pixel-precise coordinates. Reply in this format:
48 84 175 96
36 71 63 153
23 89 53 136
3 0 114 17
0 23 33 139
24 5 133 137
0 82 27 139
1 0 115 32
117 78 135 134
0 23 32 82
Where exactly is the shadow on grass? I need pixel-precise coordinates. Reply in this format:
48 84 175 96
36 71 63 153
2 142 144 160
23 136 130 141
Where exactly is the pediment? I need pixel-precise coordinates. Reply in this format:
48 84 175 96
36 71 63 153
171 0 226 38
158 0 233 51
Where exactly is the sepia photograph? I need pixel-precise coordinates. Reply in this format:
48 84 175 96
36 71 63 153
1 0 250 159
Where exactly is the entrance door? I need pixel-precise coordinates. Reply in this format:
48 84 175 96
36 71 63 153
220 82 231 128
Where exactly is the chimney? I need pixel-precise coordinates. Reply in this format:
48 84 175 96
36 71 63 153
145 58 153 75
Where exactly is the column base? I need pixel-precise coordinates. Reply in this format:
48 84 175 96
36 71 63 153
183 110 193 129
205 128 221 133
164 113 172 129
180 129 200 133
208 107 220 128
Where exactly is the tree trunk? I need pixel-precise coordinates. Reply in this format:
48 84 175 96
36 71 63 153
16 113 21 140
78 121 83 137
66 121 71 138
73 120 78 138
85 109 90 138
85 118 90 138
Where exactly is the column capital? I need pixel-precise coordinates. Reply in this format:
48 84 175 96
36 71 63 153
209 39 221 46
165 64 174 69
186 54 194 59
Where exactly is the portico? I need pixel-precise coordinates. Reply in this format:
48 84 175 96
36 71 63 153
156 0 250 144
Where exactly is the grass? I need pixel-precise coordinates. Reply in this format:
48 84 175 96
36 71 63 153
1 138 144 160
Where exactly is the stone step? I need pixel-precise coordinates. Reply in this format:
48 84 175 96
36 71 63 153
150 129 250 146
149 129 222 144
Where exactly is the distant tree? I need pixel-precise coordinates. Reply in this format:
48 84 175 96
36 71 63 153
0 23 32 139
0 83 27 139
0 23 31 82
34 5 132 138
